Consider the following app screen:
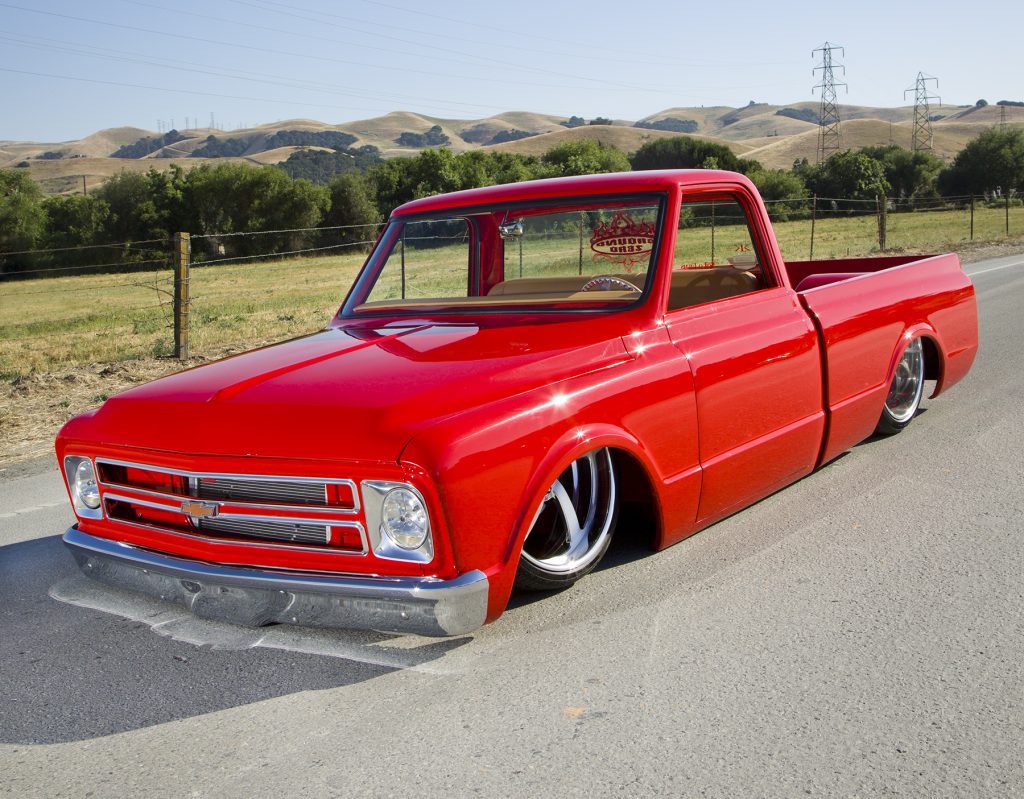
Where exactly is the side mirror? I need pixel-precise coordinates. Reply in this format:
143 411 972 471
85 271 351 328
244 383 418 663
499 219 524 239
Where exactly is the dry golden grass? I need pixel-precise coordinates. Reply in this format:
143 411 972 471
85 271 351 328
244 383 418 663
485 125 752 157
744 118 981 170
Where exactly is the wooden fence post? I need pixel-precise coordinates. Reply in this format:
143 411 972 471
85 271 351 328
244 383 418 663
173 232 190 360
1007 193 1011 236
877 195 887 251
970 196 975 241
809 195 817 261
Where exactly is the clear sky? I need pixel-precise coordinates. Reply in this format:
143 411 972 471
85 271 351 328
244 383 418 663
1 0 1019 142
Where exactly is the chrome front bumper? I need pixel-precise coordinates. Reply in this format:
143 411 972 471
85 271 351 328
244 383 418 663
63 527 488 636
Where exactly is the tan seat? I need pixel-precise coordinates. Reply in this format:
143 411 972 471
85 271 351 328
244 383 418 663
667 268 761 310
488 274 645 299
487 276 592 296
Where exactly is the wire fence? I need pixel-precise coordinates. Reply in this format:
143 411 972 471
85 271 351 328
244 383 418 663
1 195 1022 374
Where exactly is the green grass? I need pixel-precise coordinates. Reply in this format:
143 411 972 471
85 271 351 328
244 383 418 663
1 203 1020 378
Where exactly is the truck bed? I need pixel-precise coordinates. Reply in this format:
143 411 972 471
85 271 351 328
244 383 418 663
783 254 978 464
783 254 938 293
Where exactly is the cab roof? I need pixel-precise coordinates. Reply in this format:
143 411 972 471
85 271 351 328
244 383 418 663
392 169 754 217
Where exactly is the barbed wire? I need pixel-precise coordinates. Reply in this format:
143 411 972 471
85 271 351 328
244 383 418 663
0 238 169 258
190 222 381 240
1 257 169 279
190 239 376 266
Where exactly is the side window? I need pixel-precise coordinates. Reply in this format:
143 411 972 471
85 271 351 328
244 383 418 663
669 198 768 311
366 218 470 303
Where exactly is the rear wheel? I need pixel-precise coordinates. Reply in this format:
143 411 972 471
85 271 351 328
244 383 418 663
515 449 618 591
875 338 925 436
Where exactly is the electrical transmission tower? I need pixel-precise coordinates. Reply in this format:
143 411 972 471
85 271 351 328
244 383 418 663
812 42 847 163
905 72 940 152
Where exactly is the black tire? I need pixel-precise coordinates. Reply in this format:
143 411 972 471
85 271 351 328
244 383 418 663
515 449 618 592
875 338 925 436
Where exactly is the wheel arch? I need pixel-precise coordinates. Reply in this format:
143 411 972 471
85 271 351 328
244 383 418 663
503 424 665 566
891 323 947 399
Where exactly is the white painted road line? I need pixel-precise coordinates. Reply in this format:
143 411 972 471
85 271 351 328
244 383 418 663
966 259 1024 278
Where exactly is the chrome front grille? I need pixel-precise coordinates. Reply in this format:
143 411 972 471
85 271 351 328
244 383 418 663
95 458 365 554
196 477 328 506
196 516 329 545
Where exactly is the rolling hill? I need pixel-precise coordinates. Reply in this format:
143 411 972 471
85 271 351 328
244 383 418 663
3 102 1022 193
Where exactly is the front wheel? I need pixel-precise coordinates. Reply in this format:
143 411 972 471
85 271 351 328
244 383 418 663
875 337 925 436
515 449 618 591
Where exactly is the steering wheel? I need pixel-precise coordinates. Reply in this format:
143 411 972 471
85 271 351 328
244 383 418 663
580 275 641 293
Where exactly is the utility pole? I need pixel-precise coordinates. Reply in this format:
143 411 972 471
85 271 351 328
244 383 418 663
905 72 940 152
813 42 847 163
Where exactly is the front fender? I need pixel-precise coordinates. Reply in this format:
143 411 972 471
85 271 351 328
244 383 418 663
398 353 696 624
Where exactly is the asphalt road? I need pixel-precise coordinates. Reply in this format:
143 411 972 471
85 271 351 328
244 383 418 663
2 255 1022 798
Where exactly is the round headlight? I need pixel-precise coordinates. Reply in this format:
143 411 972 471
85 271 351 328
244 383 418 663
74 459 101 510
380 488 428 550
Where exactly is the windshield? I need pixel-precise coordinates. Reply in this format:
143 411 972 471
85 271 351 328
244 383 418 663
344 196 664 315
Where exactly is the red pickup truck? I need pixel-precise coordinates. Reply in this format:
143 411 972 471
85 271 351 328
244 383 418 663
57 170 978 636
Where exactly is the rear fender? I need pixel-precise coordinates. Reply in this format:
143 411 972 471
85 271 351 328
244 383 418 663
889 323 946 399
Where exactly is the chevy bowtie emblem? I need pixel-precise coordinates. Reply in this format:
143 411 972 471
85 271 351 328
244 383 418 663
181 500 219 518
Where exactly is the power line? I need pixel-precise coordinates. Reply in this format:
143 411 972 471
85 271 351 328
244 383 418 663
222 0 801 71
0 3 693 100
0 66 417 116
812 42 847 163
0 32 512 115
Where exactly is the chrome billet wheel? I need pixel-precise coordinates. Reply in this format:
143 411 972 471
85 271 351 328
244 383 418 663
876 338 925 435
516 449 618 591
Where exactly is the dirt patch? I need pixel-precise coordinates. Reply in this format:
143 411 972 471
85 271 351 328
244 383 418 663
949 237 1024 263
1 343 268 467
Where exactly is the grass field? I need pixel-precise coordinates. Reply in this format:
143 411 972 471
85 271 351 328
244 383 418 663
2 202 1020 378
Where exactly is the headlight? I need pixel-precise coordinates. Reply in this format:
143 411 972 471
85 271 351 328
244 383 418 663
381 488 429 549
361 480 434 562
63 456 103 518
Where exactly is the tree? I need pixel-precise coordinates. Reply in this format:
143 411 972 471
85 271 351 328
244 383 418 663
859 145 941 201
41 194 109 251
322 173 381 246
938 128 1024 196
630 137 760 174
800 151 890 207
365 149 540 218
93 170 165 243
182 163 329 257
0 169 46 274
539 139 630 177
747 169 808 219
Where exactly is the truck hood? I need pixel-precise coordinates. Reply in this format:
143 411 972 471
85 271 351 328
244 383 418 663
61 321 632 462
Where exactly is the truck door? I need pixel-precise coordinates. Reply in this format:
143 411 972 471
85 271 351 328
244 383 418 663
663 193 825 523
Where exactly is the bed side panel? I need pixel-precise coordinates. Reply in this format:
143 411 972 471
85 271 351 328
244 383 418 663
798 254 977 464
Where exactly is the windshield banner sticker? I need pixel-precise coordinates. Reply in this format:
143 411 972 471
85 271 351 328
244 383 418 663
589 212 655 271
